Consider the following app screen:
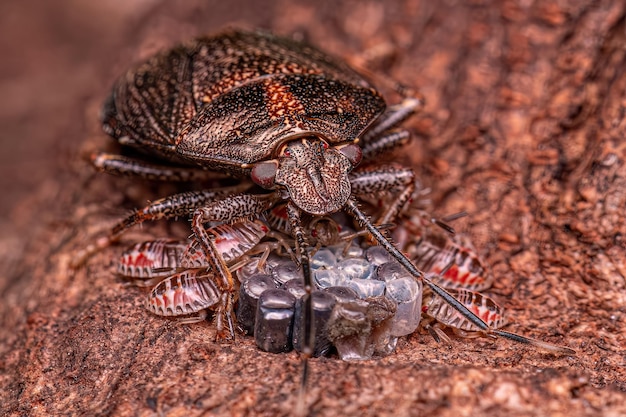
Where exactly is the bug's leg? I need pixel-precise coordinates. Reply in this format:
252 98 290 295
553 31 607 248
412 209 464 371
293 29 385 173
283 202 314 417
122 277 165 288
111 185 253 235
347 199 576 354
359 93 422 161
350 164 416 228
360 129 412 162
363 97 422 142
264 231 297 262
346 198 493 330
175 311 209 325
423 321 453 345
359 96 421 161
451 328 485 339
91 152 232 182
191 192 281 340
71 185 251 268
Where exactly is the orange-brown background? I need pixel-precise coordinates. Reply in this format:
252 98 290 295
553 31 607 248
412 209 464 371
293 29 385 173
1 1 625 416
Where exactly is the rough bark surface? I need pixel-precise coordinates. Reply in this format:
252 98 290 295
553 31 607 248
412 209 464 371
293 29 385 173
1 1 625 416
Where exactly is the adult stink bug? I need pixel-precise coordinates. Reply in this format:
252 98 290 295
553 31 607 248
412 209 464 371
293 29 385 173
82 30 573 378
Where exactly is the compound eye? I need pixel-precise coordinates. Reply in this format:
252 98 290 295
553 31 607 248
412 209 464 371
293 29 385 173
251 160 278 189
320 141 329 150
278 145 292 157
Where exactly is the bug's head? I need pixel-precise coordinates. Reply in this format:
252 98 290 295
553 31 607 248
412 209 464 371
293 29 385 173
251 136 362 215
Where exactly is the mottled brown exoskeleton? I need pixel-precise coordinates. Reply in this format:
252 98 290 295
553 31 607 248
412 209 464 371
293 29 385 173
84 30 573 403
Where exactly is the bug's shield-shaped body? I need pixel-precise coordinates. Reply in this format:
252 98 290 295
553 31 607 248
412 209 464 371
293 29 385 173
102 31 384 174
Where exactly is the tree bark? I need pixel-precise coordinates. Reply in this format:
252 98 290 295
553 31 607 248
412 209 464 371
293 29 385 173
1 1 625 416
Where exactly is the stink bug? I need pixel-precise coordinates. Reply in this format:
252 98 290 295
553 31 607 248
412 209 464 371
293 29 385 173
117 219 294 323
82 29 431 339
81 29 573 406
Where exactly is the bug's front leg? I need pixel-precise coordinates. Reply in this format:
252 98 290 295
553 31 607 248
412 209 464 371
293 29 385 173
350 164 416 228
191 192 280 340
71 185 251 268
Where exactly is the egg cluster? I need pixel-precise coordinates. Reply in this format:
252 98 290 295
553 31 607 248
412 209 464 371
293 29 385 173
234 240 422 359
116 213 504 360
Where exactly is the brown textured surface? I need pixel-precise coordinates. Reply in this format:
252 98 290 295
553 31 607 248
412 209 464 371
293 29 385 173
1 1 625 416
